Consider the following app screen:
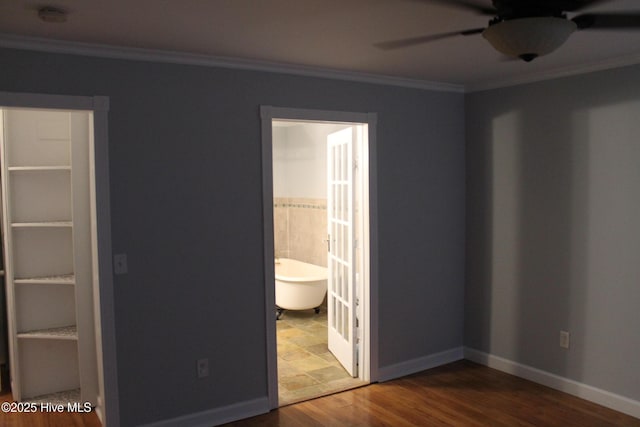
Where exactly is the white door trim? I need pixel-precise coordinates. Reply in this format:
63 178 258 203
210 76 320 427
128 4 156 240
0 91 119 427
260 105 379 409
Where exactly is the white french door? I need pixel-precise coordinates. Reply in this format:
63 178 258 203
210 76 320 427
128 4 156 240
327 127 357 377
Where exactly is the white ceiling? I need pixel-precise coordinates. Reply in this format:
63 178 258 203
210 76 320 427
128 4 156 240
1 0 640 90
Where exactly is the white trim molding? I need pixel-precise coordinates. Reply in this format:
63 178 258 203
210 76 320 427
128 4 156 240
139 397 269 427
260 105 380 408
0 33 463 93
466 53 640 92
3 33 640 94
464 348 640 419
377 347 464 383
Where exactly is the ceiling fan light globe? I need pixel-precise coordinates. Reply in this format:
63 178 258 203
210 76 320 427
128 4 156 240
482 17 577 61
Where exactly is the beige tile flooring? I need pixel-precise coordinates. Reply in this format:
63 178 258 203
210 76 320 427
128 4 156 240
276 306 366 406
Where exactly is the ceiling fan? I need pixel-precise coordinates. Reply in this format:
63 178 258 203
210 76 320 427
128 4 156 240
376 0 640 62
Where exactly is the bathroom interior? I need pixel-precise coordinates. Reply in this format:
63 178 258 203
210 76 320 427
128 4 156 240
272 120 366 406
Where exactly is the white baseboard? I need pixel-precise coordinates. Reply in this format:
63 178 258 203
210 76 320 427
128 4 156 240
464 347 640 419
139 397 269 427
378 347 464 382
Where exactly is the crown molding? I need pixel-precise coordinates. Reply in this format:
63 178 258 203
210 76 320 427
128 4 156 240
0 33 464 93
466 53 640 92
3 33 639 95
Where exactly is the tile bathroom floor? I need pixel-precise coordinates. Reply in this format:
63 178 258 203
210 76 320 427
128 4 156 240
276 306 367 406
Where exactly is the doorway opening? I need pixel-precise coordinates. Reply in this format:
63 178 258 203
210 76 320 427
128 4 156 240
0 92 117 426
261 106 378 409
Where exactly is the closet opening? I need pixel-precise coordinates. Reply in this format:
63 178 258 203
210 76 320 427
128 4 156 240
0 93 116 426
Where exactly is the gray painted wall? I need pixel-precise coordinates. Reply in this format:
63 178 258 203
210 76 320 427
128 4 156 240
0 47 465 425
466 64 640 401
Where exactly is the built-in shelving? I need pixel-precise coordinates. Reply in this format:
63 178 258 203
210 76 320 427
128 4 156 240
23 388 81 405
14 274 75 285
8 166 71 172
11 221 73 228
17 325 78 340
1 108 95 404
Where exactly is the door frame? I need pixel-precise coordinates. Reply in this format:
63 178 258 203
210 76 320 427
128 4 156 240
0 91 119 426
260 106 379 409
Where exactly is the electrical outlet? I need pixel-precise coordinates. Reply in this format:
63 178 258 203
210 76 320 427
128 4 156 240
560 330 570 349
113 253 128 274
197 358 209 378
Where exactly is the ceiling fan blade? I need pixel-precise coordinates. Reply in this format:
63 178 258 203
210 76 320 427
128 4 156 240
413 0 496 15
573 13 640 30
375 28 485 50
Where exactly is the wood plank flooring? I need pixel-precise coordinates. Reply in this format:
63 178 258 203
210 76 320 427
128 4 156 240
225 360 640 427
1 360 637 426
0 390 102 427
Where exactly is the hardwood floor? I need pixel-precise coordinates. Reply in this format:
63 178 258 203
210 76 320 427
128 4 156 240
0 390 102 427
2 360 637 426
225 360 640 427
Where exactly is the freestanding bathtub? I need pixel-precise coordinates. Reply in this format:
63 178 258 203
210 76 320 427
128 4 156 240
275 258 328 319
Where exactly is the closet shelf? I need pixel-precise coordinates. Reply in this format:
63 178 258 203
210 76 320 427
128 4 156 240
11 221 72 228
22 388 81 405
14 274 75 285
17 325 78 340
8 166 71 172
3 109 96 405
